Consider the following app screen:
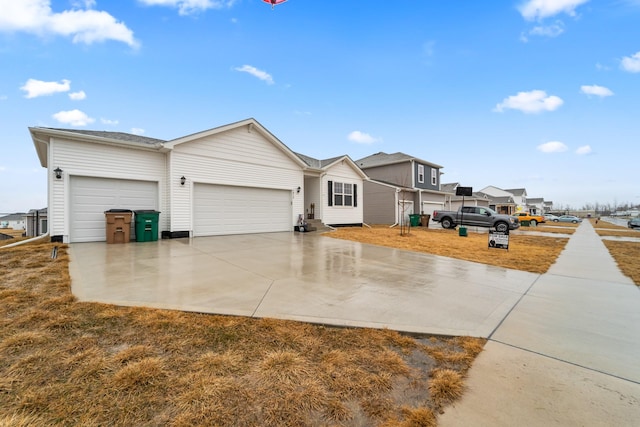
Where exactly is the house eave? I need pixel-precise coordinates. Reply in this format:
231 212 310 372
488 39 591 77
29 127 164 168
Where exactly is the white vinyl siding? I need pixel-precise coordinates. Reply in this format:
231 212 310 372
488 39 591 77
170 126 303 233
70 176 158 242
322 161 363 225
193 184 291 236
49 137 166 242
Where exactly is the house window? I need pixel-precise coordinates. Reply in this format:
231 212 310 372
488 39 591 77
431 169 437 186
328 181 357 207
417 164 424 184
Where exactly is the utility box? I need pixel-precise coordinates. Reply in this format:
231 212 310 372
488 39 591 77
134 210 160 242
105 209 133 244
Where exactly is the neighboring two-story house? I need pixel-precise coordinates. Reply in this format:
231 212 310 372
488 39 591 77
355 152 447 225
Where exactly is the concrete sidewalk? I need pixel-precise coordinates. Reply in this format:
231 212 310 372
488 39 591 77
439 220 640 426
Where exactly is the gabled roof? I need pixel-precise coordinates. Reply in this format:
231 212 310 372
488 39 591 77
164 117 307 169
527 197 544 203
486 195 515 204
0 213 26 221
505 188 527 197
355 152 443 169
440 182 460 193
296 153 368 179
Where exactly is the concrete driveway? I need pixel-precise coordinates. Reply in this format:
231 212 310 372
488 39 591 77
69 231 538 337
69 223 640 426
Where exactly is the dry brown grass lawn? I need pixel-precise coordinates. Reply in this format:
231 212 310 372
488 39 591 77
0 242 485 426
326 226 569 274
590 219 640 285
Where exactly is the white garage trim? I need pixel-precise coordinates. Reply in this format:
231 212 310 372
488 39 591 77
70 176 158 243
194 183 292 236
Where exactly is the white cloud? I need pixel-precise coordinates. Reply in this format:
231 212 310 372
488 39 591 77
234 65 274 85
52 109 94 126
0 95 7 101
101 118 118 125
69 90 86 100
537 141 568 153
580 85 613 97
0 0 138 47
620 51 640 73
576 145 592 155
519 0 589 20
493 90 563 114
347 131 381 144
21 78 70 98
131 128 145 135
528 22 564 38
138 0 237 16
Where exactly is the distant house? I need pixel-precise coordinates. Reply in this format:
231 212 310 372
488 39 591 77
441 183 490 210
29 118 363 243
478 186 524 214
526 197 545 215
0 212 26 230
25 208 48 237
355 152 447 225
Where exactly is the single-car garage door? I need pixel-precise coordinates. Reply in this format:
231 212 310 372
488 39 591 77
421 202 443 222
194 184 291 236
70 176 158 243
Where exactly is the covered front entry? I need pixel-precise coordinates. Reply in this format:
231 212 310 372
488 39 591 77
193 183 292 236
70 176 158 243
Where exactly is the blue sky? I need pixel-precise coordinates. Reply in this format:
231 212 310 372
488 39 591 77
1 0 639 213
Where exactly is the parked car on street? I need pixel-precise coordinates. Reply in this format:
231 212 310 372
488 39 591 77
557 215 582 224
512 212 545 225
628 217 640 229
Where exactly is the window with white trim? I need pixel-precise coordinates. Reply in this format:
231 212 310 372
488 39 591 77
334 182 353 206
328 181 357 207
417 164 425 183
431 168 437 186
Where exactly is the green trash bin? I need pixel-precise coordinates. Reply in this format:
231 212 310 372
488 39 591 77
521 220 530 227
409 214 421 227
458 226 468 237
134 210 160 242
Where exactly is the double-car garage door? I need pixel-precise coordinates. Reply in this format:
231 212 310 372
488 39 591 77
194 183 291 236
70 176 158 243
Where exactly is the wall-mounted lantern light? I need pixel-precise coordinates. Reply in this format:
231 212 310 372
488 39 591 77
54 167 63 179
180 176 186 186
296 186 301 193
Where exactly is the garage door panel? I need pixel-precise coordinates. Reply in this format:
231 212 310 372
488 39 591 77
70 176 158 243
194 184 290 236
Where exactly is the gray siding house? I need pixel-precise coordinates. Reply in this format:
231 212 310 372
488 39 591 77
356 152 447 225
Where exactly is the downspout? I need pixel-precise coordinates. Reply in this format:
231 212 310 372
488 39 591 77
0 232 50 249
390 187 400 227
